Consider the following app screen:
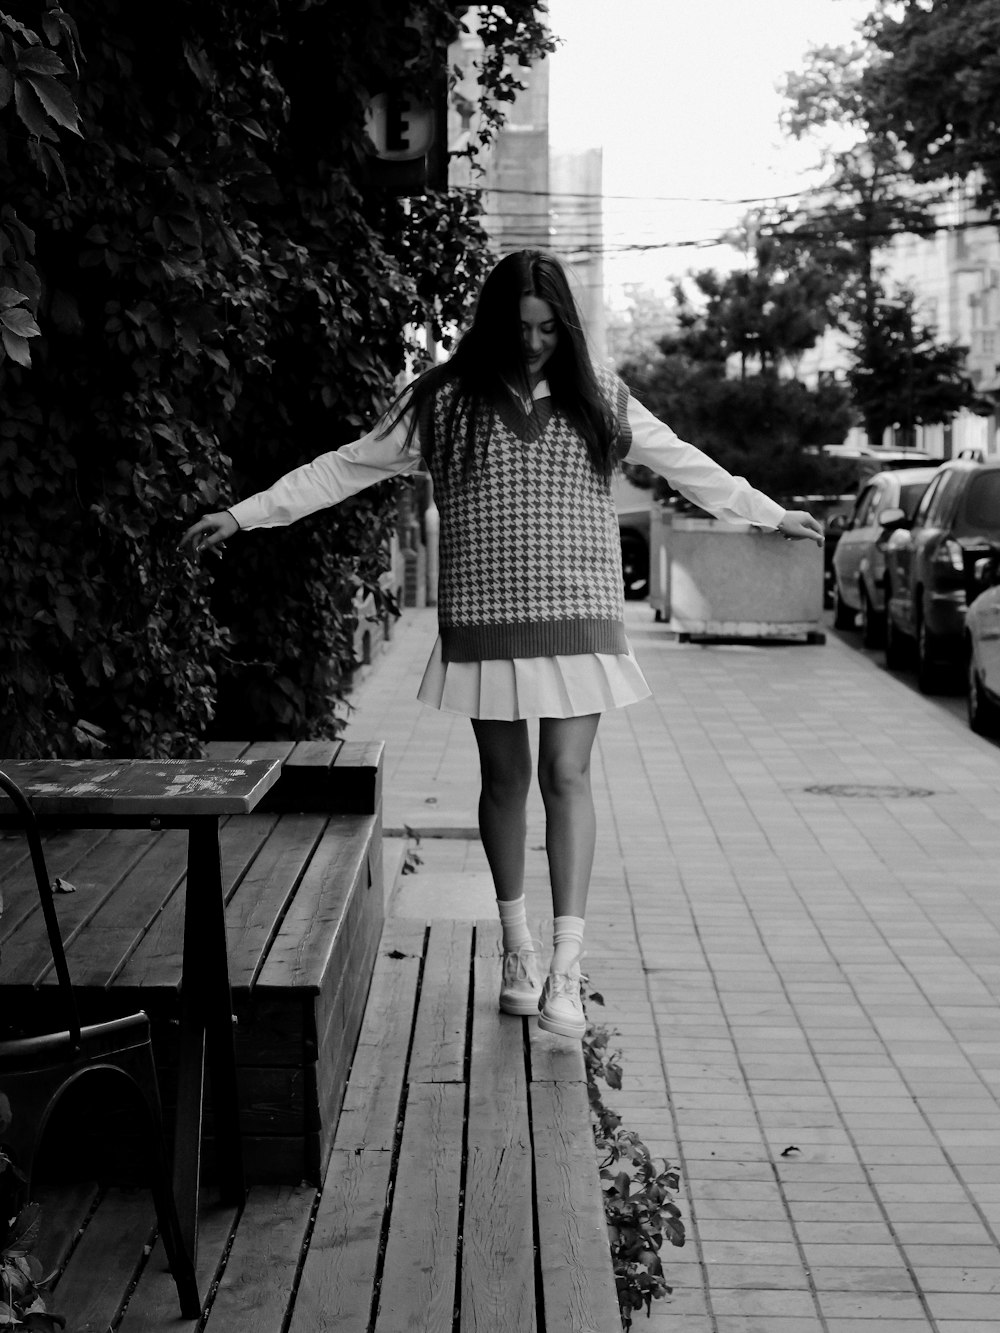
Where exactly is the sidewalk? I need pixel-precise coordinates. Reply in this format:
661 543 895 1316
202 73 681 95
343 603 1000 1333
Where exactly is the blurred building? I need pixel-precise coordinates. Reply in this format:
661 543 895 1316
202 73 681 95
447 12 605 357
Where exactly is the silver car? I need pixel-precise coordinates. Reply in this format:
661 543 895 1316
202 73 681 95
831 466 939 646
966 546 1000 737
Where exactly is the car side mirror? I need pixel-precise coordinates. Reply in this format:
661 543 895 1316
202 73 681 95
972 553 1000 592
826 514 849 535
877 506 906 529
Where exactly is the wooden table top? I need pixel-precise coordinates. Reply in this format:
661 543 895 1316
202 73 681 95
0 758 281 817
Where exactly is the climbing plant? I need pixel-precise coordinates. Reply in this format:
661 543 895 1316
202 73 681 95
0 0 556 757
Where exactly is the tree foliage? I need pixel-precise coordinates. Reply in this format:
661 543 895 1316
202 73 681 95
848 287 985 446
0 0 555 758
861 0 1000 214
619 252 854 503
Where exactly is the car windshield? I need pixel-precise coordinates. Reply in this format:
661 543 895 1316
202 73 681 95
959 471 1000 535
899 481 931 519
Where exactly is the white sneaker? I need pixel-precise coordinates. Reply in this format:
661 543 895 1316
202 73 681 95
537 971 586 1039
499 943 543 1015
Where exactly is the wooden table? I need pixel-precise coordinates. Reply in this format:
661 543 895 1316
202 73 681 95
0 757 281 1299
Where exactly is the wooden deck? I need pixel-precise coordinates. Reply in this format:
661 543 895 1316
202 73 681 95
30 918 620 1333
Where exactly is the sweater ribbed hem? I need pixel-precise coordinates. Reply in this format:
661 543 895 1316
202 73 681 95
441 618 627 663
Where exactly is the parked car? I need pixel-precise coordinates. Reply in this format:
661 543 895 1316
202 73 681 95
882 458 1000 692
820 447 936 606
965 543 1000 737
830 465 939 645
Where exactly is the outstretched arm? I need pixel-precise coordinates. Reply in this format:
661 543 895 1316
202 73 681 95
179 411 421 555
623 394 823 545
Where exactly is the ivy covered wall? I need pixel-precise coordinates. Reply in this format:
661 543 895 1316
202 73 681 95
0 0 554 757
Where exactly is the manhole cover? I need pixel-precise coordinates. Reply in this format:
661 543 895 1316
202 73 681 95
803 783 936 800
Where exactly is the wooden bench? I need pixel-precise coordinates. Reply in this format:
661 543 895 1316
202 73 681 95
0 738 385 1185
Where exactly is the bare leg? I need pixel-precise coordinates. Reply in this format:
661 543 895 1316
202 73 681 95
537 714 600 919
471 718 532 903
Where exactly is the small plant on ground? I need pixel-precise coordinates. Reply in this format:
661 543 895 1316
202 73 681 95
0 1150 64 1331
583 1016 686 1330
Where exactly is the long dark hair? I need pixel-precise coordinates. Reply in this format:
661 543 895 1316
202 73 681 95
385 250 620 478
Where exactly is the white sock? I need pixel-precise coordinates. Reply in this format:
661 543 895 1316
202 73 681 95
551 915 585 975
497 895 533 952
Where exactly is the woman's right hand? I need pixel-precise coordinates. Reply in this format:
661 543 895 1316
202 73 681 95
179 510 239 555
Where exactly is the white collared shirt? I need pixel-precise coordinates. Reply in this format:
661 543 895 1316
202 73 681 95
228 378 785 532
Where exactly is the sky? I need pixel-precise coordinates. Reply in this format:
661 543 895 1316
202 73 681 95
546 0 874 303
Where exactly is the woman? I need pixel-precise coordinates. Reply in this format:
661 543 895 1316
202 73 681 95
181 250 823 1040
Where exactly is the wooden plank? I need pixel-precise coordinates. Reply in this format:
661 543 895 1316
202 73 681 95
0 758 280 817
112 814 280 992
328 739 384 814
528 1022 588 1084
1 829 159 986
287 740 343 767
374 1082 464 1333
408 919 471 1083
56 829 189 989
461 944 536 1333
49 1187 156 1330
530 1080 620 1333
241 741 297 765
333 936 423 1151
200 1184 314 1333
286 1148 392 1333
33 1181 100 1277
0 826 113 943
255 815 374 992
116 1196 238 1333
224 813 328 989
203 741 252 761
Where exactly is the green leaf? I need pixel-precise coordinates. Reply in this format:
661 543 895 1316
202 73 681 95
23 71 81 135
0 66 13 109
1 307 41 337
0 287 26 309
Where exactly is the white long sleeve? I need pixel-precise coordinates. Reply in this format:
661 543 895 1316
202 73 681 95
228 411 422 530
624 394 785 529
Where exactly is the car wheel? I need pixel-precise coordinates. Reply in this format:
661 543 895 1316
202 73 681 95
860 585 884 649
884 594 909 671
832 580 855 630
968 648 1000 738
916 612 944 694
619 530 649 601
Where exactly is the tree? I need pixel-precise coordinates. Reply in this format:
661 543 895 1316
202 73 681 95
861 0 1000 215
618 243 855 503
776 32 989 444
848 287 985 446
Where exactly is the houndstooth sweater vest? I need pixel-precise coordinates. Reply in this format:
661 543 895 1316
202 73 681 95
424 371 632 663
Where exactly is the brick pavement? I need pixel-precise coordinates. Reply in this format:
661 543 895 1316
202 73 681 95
343 603 1000 1333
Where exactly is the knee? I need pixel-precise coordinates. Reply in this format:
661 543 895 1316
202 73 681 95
480 756 532 807
538 752 591 803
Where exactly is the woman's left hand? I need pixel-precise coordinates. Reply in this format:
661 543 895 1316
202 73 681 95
778 510 825 545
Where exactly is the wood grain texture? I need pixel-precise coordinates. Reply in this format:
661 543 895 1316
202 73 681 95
374 1082 464 1333
116 1195 238 1333
408 918 471 1084
333 943 421 1151
201 1184 314 1333
49 1187 156 1330
530 1080 620 1333
286 1148 392 1333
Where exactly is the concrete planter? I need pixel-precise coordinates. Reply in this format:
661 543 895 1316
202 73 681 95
649 506 825 643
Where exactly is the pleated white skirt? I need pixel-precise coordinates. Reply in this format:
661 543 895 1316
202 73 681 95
416 637 651 720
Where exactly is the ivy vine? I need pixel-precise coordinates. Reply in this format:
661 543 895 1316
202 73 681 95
0 0 556 757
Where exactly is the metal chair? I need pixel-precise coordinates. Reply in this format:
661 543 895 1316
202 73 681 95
0 769 200 1317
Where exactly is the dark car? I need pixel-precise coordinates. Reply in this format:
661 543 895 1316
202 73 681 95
830 465 939 645
965 544 1000 737
883 458 1000 692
